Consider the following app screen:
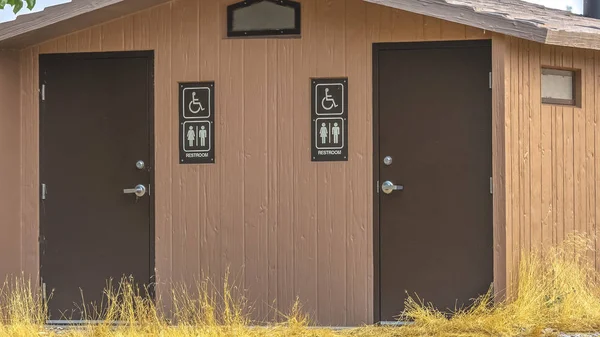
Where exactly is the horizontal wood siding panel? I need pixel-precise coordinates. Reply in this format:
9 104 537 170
19 0 494 325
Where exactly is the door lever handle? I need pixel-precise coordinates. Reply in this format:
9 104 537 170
382 181 404 194
123 184 146 197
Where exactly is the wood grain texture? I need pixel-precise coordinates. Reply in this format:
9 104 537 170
315 0 347 325
345 0 369 323
150 3 173 312
0 51 21 282
16 0 495 324
491 34 507 298
18 0 600 325
292 0 318 322
501 38 600 297
199 0 222 298
170 0 200 289
20 45 39 283
4 0 600 50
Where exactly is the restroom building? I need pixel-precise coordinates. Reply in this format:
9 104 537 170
1 0 600 325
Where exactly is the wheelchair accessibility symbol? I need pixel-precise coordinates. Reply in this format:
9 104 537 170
189 92 206 113
321 88 339 111
315 83 344 115
183 87 211 119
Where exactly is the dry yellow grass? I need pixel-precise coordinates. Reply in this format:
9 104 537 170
2 234 600 337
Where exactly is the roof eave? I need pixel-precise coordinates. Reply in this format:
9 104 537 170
0 0 169 49
364 0 549 44
545 30 600 50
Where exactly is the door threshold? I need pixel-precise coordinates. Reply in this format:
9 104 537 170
46 320 127 326
377 321 412 326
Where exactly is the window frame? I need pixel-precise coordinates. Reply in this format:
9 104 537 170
541 67 581 107
226 0 301 38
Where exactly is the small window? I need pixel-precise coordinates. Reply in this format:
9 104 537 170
227 0 301 37
541 67 580 106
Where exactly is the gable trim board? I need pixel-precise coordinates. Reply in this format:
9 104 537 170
2 0 600 49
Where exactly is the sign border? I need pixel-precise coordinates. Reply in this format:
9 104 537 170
182 87 211 119
311 77 349 162
179 81 215 164
182 121 212 153
314 83 344 116
315 117 344 150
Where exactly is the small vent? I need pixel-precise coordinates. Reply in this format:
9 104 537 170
227 0 301 37
584 0 600 19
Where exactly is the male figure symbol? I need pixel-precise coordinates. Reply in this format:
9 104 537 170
199 126 207 147
332 122 340 144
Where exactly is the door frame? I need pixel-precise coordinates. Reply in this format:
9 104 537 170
38 50 156 301
372 40 495 322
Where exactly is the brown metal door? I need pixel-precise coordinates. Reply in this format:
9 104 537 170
39 52 154 320
375 41 493 321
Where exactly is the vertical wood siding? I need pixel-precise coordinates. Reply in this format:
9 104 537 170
0 51 21 282
18 0 489 325
501 37 600 291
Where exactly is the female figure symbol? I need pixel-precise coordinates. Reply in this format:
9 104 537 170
320 123 328 144
187 126 195 147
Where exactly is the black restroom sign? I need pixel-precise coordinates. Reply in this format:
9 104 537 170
179 82 215 164
311 78 348 162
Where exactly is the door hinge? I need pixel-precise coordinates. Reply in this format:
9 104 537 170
41 84 46 101
489 72 492 89
490 177 493 194
41 183 47 200
42 282 47 303
376 180 380 194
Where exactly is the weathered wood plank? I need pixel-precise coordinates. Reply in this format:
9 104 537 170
423 16 442 41
573 49 587 238
595 51 600 272
346 0 369 324
529 41 542 251
540 44 553 250
65 33 78 52
100 18 124 51
275 38 295 318
365 1 380 322
584 49 595 264
492 33 508 298
560 47 575 241
0 50 21 282
199 0 222 291
150 2 172 312
509 37 521 281
243 38 269 320
316 0 347 325
218 35 245 297
518 38 531 255
293 0 318 321
170 0 200 287
266 38 279 321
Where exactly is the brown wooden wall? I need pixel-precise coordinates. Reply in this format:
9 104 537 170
0 50 21 282
496 35 600 290
17 0 489 325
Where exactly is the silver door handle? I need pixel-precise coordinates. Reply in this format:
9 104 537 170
382 181 404 194
123 184 146 197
